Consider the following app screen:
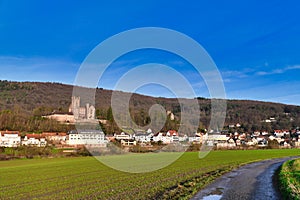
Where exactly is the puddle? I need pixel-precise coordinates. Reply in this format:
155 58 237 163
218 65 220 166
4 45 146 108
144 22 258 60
202 194 222 200
201 188 223 200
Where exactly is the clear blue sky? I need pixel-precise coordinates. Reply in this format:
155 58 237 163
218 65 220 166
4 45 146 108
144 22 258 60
0 0 300 105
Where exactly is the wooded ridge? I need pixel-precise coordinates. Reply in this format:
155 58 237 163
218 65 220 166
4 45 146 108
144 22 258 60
0 80 299 133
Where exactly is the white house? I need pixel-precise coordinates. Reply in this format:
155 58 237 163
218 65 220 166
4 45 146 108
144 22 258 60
68 130 106 146
22 134 47 147
114 132 131 140
0 131 21 147
274 130 290 138
134 133 153 143
282 130 290 136
274 130 282 137
166 130 179 142
152 130 180 144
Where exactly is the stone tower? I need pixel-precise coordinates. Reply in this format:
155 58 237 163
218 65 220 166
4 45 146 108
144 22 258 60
69 96 95 120
69 96 81 119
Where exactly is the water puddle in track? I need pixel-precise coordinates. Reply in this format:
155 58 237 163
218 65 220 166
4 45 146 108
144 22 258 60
201 188 223 200
202 194 222 200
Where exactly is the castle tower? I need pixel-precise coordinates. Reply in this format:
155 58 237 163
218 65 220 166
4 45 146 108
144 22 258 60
69 96 81 119
69 96 96 121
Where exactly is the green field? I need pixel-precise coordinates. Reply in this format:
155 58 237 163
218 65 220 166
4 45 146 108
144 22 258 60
1 149 299 200
279 158 300 200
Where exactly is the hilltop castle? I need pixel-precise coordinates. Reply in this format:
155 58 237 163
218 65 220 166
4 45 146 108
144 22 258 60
69 96 95 120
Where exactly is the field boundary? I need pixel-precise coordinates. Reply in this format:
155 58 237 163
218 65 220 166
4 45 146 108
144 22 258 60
278 159 300 200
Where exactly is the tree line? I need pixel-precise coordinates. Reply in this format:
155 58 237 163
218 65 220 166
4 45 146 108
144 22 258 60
1 81 300 134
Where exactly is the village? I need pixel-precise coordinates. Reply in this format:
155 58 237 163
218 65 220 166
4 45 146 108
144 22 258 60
1 126 300 149
1 96 300 150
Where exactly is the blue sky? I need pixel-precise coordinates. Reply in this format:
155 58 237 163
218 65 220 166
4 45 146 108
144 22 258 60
0 0 300 105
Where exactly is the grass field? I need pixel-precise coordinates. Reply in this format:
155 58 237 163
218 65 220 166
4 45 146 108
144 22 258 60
279 158 300 200
1 149 299 200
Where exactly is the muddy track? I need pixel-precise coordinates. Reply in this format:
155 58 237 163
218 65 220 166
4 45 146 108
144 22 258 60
191 156 299 200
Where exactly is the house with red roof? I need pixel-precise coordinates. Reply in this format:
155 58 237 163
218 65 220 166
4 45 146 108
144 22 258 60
23 134 47 147
152 130 182 144
42 132 67 143
0 130 21 147
274 129 290 138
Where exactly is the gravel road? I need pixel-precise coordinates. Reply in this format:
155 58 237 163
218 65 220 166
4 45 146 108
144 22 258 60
191 157 298 200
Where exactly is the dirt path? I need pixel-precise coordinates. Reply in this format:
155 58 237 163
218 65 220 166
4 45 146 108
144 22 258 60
191 157 298 200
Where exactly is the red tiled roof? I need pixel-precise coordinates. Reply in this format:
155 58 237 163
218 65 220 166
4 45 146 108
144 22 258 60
167 130 178 136
153 131 179 137
42 132 67 137
42 132 57 136
0 130 20 136
26 134 44 139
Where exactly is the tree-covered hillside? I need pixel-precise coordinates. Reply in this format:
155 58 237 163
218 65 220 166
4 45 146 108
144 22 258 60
0 80 299 133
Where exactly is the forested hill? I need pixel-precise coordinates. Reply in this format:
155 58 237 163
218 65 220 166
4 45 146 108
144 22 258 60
0 80 300 133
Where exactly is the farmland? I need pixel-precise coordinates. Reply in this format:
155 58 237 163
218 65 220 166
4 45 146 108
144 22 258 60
1 149 300 200
279 158 300 200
